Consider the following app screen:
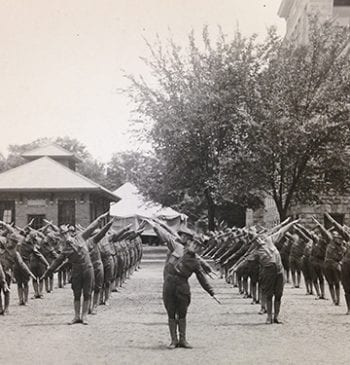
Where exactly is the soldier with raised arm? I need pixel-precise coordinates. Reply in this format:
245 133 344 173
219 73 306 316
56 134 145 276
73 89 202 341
42 212 109 325
0 222 37 315
324 213 349 309
149 220 219 349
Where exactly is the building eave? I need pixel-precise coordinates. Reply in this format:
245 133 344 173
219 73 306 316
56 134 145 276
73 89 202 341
0 187 120 202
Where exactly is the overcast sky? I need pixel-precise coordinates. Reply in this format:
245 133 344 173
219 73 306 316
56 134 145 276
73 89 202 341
0 0 285 162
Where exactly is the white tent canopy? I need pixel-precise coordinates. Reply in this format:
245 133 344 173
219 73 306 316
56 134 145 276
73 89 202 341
110 182 187 221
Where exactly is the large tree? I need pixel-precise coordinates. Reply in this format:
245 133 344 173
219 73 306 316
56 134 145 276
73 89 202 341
127 19 350 226
222 19 350 220
126 28 260 229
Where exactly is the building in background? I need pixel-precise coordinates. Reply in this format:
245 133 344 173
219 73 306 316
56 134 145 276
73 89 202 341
278 0 350 42
246 0 350 228
110 182 187 244
0 143 119 228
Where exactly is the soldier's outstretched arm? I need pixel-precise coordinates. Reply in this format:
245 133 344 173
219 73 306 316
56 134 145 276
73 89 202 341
92 218 115 243
0 220 15 234
195 266 215 297
312 217 333 242
294 226 310 243
110 224 133 241
43 219 60 232
15 252 37 281
295 224 313 240
324 213 350 241
270 219 299 245
81 212 109 240
146 219 178 252
41 253 66 280
267 217 291 235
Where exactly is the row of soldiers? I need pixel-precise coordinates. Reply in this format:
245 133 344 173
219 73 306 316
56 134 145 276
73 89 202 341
0 213 143 324
202 213 350 323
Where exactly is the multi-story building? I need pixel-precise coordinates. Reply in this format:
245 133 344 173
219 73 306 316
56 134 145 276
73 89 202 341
246 1 350 228
278 0 350 42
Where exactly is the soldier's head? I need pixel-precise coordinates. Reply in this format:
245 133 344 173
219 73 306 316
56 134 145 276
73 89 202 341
60 225 71 240
186 235 204 254
68 225 76 235
178 226 195 244
7 232 22 249
331 230 343 245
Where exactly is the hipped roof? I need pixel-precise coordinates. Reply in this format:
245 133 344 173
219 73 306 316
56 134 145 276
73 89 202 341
22 143 81 162
0 156 119 201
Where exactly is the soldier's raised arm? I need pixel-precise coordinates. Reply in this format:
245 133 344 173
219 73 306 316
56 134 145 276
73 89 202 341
324 213 350 241
110 224 133 241
267 217 291 236
312 216 333 242
92 218 115 244
270 219 299 245
146 219 179 253
81 212 109 240
294 225 311 243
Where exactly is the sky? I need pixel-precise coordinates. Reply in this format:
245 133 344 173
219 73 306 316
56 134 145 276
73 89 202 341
0 0 285 162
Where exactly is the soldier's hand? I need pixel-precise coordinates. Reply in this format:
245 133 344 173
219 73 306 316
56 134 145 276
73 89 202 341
3 283 10 293
212 295 222 304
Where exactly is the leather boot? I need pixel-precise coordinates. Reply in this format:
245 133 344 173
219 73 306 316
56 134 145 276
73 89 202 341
265 298 273 324
0 294 3 314
273 300 282 324
167 319 178 349
58 272 63 288
33 280 40 298
345 294 350 314
329 286 336 305
24 285 29 304
104 286 110 306
69 300 81 325
45 278 50 293
18 287 24 305
4 291 10 315
335 286 340 306
81 299 90 325
91 291 99 314
178 318 192 348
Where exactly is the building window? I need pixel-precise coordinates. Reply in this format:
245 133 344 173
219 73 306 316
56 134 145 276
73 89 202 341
58 200 76 226
28 214 46 230
324 213 344 229
0 201 15 224
334 0 350 6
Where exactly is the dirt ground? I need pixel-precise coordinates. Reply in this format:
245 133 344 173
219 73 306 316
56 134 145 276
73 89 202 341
1 247 350 365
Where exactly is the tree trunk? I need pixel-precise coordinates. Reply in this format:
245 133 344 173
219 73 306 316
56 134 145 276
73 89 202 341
205 190 216 231
274 198 288 223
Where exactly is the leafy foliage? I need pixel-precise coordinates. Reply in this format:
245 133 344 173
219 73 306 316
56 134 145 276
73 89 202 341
126 19 350 226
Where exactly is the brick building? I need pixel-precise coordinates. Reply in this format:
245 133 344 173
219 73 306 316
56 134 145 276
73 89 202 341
278 0 350 42
0 144 119 228
246 0 350 229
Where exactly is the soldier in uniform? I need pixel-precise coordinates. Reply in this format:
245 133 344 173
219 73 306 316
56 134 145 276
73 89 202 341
42 213 109 325
86 218 115 314
15 230 49 304
0 223 37 315
0 260 10 314
149 220 218 349
232 219 298 324
323 213 347 306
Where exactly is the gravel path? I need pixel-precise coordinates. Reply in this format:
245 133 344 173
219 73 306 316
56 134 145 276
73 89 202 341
1 247 350 365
